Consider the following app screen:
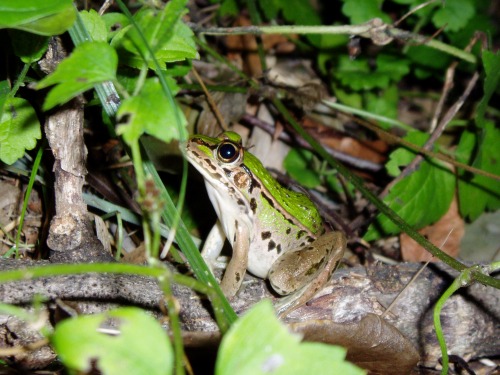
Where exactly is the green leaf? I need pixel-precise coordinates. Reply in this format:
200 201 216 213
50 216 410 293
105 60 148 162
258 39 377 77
79 9 108 42
432 0 475 32
37 41 118 110
117 78 187 144
102 12 130 40
334 54 410 91
0 97 41 165
284 149 321 189
364 85 398 127
216 301 363 375
8 30 49 63
112 0 198 69
457 123 500 220
52 307 173 375
364 132 455 240
341 0 390 24
0 0 76 36
456 51 500 220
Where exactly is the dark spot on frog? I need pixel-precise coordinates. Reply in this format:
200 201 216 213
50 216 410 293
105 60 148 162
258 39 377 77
223 167 232 176
235 272 241 282
237 198 245 206
205 158 217 171
306 236 314 243
286 227 291 235
250 198 257 213
299 242 305 247
262 193 275 208
268 240 276 251
261 231 272 240
305 258 325 276
276 244 282 254
296 230 306 239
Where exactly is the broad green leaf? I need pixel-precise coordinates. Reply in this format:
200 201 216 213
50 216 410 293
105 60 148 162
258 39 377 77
216 301 363 375
37 41 118 110
456 51 500 220
341 0 390 24
0 0 76 36
0 97 41 165
284 149 321 189
364 132 455 240
432 0 475 32
117 78 187 144
457 123 500 220
8 30 49 63
52 307 173 375
79 9 108 42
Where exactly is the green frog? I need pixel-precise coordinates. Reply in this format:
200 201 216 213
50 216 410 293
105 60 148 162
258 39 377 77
186 131 346 315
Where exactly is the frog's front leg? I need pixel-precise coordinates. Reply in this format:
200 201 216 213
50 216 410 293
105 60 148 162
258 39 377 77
269 231 346 316
219 220 251 297
201 220 226 269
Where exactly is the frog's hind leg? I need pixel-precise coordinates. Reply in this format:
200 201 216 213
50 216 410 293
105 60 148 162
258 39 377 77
270 231 346 317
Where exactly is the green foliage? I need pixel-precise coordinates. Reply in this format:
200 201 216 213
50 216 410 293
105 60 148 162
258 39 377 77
216 300 364 375
431 0 475 32
456 52 500 220
8 31 49 64
0 0 76 36
0 97 41 164
37 41 118 110
52 307 173 375
117 77 187 144
341 0 390 24
364 132 455 240
283 148 321 188
110 3 198 70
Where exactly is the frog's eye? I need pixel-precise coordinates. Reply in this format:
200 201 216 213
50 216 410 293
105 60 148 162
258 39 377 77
217 141 240 163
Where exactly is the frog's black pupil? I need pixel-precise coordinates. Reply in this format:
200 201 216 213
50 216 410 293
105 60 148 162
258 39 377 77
219 143 237 161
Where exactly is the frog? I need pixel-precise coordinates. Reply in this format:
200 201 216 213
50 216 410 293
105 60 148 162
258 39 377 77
186 131 346 315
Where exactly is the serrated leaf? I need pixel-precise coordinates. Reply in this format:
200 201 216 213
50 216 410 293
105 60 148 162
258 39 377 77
52 307 173 375
432 0 475 32
0 0 76 36
112 0 197 69
37 41 117 110
0 97 41 165
365 132 455 240
283 149 321 189
341 0 390 24
117 78 187 144
79 9 108 42
216 301 363 375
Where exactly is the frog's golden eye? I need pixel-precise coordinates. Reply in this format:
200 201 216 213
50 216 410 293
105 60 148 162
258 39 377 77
217 141 240 163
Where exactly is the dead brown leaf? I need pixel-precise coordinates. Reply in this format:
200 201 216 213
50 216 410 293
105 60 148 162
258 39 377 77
290 313 419 375
400 196 463 262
